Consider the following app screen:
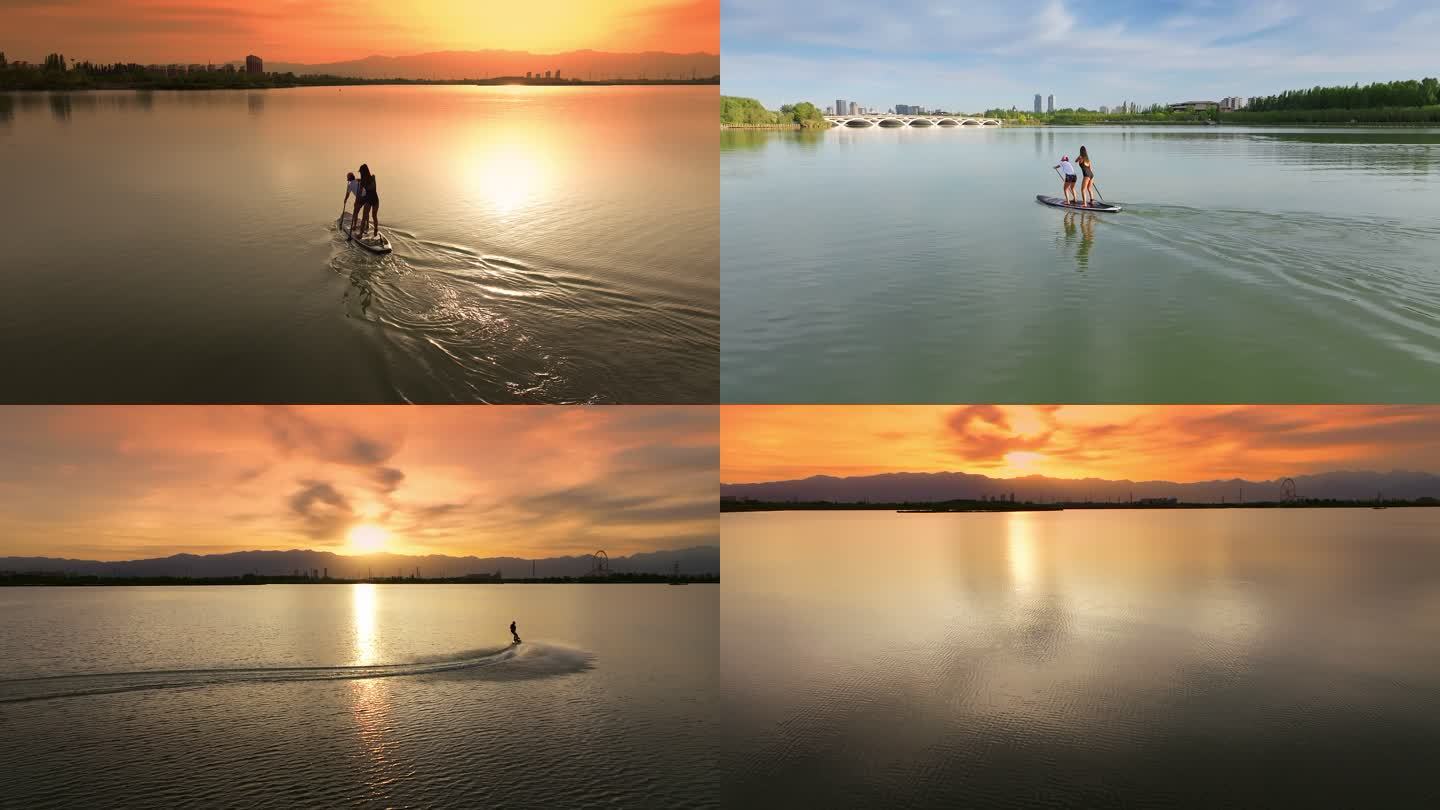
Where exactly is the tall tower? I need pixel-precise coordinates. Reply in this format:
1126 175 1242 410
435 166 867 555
1047 94 1055 113
1033 94 1042 114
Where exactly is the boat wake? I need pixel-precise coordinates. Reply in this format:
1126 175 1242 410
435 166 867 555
324 221 715 403
0 643 594 704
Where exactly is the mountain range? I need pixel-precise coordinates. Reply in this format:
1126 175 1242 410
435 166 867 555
720 470 1440 504
256 49 718 81
0 546 718 579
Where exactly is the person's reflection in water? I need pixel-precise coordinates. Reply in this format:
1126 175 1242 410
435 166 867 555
345 264 377 317
1062 211 1098 271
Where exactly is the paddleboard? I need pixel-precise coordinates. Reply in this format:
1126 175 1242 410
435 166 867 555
339 212 393 254
1036 195 1122 213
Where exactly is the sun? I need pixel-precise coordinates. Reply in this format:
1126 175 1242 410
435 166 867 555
348 523 389 554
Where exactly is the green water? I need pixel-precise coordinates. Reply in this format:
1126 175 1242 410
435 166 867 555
721 126 1440 403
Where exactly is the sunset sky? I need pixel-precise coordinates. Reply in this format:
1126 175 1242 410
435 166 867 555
722 405 1440 483
3 0 717 64
0 406 716 561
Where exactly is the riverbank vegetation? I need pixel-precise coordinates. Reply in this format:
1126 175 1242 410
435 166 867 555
1 53 719 91
721 95 828 128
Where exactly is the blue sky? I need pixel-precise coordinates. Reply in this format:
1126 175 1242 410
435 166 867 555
722 0 1440 112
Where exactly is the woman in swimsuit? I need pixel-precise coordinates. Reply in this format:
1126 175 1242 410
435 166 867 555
355 163 381 239
1076 145 1096 206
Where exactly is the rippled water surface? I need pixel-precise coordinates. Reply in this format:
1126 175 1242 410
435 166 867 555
0 87 717 403
722 510 1440 807
0 584 717 807
721 127 1440 402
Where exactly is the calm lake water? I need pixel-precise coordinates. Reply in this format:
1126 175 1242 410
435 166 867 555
0 584 717 807
721 126 1440 403
723 510 1440 807
0 86 717 403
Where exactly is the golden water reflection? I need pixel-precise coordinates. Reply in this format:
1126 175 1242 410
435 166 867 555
351 583 379 666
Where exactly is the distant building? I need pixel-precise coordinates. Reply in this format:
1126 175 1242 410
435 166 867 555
835 98 846 116
1099 105 1109 114
848 101 858 115
223 64 236 74
825 105 834 115
544 70 551 78
1047 94 1054 113
245 54 262 75
1034 93 1042 113
896 104 909 115
1138 497 1179 505
1219 96 1248 111
1168 100 1218 112
555 68 561 79
526 71 532 78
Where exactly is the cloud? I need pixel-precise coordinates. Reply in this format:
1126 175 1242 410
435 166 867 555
373 466 406 494
944 405 1056 460
287 480 354 539
722 0 1440 110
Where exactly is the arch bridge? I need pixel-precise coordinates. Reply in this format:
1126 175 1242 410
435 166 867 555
825 115 1002 128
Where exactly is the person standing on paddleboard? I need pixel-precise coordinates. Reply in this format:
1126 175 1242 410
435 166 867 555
1054 155 1079 204
343 171 366 233
510 620 521 644
1076 146 1096 206
355 164 381 240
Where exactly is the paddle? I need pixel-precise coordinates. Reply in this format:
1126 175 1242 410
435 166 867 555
339 200 351 240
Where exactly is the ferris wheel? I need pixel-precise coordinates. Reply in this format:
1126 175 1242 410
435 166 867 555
1280 477 1297 501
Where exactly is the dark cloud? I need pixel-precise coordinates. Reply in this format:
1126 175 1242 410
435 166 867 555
287 480 354 539
373 466 405 494
944 405 1055 461
262 406 399 467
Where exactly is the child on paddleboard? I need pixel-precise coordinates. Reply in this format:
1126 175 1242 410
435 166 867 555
1054 155 1078 203
343 171 366 236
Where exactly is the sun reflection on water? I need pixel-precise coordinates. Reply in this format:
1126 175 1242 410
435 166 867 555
351 583 379 666
1005 511 1038 595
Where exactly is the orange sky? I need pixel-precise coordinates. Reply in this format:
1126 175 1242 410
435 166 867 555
0 406 716 561
2 0 717 64
722 405 1440 483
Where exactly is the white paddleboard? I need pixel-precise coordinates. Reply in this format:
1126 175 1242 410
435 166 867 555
339 212 393 254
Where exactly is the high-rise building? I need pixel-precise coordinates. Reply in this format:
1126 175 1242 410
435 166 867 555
1034 94 1042 113
245 54 262 75
526 71 532 78
836 99 847 117
1047 94 1055 113
555 69 561 79
896 104 909 115
848 101 858 115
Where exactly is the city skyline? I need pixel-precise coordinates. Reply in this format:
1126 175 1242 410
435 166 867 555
0 406 717 561
721 405 1440 484
721 0 1439 111
3 0 718 64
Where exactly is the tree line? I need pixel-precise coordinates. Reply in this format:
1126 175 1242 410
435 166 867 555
1247 78 1440 112
721 95 829 129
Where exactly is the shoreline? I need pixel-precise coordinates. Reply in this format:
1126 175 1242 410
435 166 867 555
723 501 1434 512
3 77 721 93
0 574 720 586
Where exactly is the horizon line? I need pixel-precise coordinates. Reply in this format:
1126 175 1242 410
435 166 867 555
721 466 1434 487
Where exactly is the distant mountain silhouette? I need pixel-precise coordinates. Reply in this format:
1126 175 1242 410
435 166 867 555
258 49 718 81
0 546 718 579
721 470 1440 504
